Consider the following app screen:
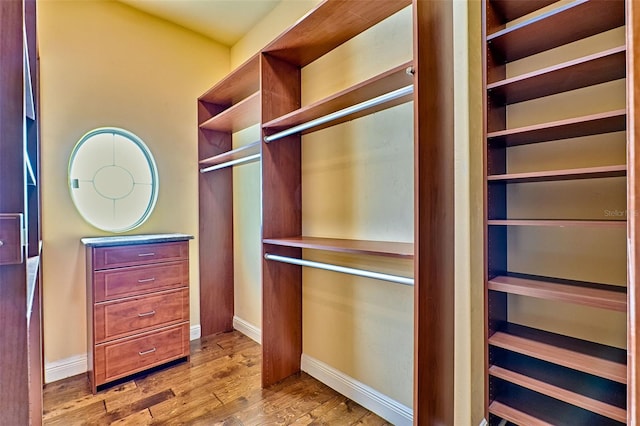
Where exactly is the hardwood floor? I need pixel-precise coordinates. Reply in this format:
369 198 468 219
43 331 392 425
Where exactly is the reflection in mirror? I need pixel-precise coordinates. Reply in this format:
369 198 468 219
68 128 158 233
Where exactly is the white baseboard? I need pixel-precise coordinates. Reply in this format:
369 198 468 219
480 419 489 426
44 353 87 384
301 354 413 426
190 324 201 341
45 324 202 384
233 316 262 344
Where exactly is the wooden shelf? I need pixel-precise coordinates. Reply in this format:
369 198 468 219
490 0 557 23
487 164 626 183
489 325 627 384
262 62 413 134
487 109 627 147
490 365 626 423
199 54 259 106
487 219 626 228
488 275 626 311
263 0 411 67
263 236 414 259
199 141 260 168
199 92 260 133
487 46 626 105
487 0 625 63
489 400 553 426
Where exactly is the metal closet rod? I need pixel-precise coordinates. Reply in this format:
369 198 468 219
264 84 414 143
200 153 260 173
264 253 414 286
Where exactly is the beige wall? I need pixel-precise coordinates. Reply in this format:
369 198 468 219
38 0 229 368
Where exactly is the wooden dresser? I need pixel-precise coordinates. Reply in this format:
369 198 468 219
82 234 193 393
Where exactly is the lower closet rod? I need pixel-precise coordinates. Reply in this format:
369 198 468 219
200 153 260 173
264 253 414 286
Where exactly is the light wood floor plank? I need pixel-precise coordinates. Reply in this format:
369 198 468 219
43 331 390 425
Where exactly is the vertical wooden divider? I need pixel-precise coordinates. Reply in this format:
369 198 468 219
628 0 639 422
198 119 234 336
260 53 303 387
413 0 455 424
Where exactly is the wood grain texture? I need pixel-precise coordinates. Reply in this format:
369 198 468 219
487 109 627 147
260 53 302 387
488 401 552 426
489 365 626 422
483 0 508 415
488 274 627 311
0 213 23 264
487 46 627 105
413 0 455 424
198 129 234 336
93 260 189 302
87 242 191 393
43 332 390 425
488 219 627 227
198 54 260 105
262 62 414 134
199 141 260 168
0 0 35 424
487 0 625 63
199 91 260 133
489 330 627 384
263 236 414 259
487 164 627 183
94 288 189 343
263 0 411 67
628 0 639 423
490 0 557 22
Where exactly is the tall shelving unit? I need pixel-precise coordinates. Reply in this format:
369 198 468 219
0 0 43 423
483 0 634 424
197 54 260 336
198 0 456 423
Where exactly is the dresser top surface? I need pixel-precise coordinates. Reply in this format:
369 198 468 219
81 233 194 247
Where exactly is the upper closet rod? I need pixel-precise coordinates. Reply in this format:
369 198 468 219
264 253 414 286
264 84 414 143
200 153 260 173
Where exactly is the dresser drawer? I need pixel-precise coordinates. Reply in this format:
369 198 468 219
92 241 188 270
94 288 189 343
94 323 189 386
93 260 188 302
0 214 23 265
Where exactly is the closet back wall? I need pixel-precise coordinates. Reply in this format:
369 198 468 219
38 0 228 376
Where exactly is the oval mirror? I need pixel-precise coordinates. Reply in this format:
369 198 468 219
68 128 159 233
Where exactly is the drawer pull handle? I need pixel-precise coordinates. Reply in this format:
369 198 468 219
137 278 156 283
0 240 3 247
137 252 156 257
137 310 156 317
138 348 156 356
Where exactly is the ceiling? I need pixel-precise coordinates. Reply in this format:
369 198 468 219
118 0 281 46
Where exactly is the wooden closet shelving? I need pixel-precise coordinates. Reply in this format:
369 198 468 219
197 54 261 336
262 61 413 134
263 236 414 259
483 0 632 424
488 46 627 105
486 0 625 63
259 0 414 390
487 109 627 147
488 275 627 311
199 141 260 168
199 0 457 423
